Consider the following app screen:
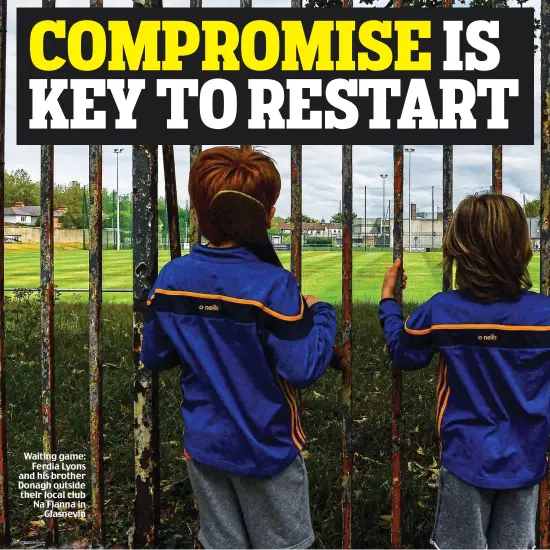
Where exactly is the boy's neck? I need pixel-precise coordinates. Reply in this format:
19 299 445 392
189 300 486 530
208 240 238 249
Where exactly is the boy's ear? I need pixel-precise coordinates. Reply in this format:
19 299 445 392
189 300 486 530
266 207 276 229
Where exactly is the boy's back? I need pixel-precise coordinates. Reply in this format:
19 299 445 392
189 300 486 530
381 289 550 489
143 244 336 477
380 194 548 549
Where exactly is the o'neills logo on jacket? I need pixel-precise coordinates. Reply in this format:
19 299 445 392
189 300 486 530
199 304 220 312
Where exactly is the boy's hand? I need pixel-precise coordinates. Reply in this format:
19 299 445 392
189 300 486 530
304 294 322 307
381 259 407 300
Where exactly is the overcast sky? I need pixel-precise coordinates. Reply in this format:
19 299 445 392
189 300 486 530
5 0 540 221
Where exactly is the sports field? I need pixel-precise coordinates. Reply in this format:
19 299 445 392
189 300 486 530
3 244 542 303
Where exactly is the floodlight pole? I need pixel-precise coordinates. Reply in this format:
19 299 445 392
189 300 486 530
405 148 415 252
114 148 124 251
380 174 388 249
364 185 367 252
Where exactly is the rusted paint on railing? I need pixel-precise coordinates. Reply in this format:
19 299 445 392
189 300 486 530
88 0 104 544
189 145 202 248
290 146 302 288
188 0 202 248
40 145 57 548
491 145 503 192
130 4 159 548
40 4 57 545
341 143 353 550
442 0 453 290
89 143 104 546
490 0 504 193
132 145 160 549
0 0 8 543
540 0 550 546
391 145 404 549
442 145 453 291
390 6 403 550
290 0 302 288
163 145 181 259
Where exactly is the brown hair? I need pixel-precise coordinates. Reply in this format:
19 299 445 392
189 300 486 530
189 146 281 245
442 194 533 302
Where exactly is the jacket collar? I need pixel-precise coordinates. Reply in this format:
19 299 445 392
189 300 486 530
190 243 262 263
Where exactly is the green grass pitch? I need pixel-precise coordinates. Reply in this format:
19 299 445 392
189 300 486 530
4 247 542 303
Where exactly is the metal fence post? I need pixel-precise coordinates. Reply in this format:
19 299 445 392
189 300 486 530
490 0 505 193
89 141 104 547
392 144 404 549
341 0 353 537
39 1 57 545
163 146 181 260
132 144 159 548
540 0 550 545
0 0 8 543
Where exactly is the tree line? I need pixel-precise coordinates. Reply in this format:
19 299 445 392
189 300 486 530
3 169 191 233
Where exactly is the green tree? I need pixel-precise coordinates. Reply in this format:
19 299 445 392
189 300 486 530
331 212 357 223
55 181 87 229
4 169 40 206
525 199 540 218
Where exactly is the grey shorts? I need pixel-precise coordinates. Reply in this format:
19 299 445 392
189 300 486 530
431 465 539 549
186 453 315 549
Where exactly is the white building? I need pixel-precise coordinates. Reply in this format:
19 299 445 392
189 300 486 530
4 202 67 227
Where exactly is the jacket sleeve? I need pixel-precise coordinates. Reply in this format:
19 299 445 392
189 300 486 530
379 298 437 370
140 280 180 373
262 272 337 389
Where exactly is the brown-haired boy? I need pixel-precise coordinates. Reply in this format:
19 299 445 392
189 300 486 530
140 146 337 549
379 194 550 549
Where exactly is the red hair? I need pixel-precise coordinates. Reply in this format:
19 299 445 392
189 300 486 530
189 146 281 245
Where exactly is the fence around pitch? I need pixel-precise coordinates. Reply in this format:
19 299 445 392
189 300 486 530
0 0 547 548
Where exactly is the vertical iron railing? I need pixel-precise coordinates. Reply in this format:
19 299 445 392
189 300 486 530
188 1 202 249
189 144 202 248
40 0 57 545
392 144 404 550
0 0 7 544
131 6 159 548
163 145 181 259
89 140 103 547
290 145 302 288
290 0 303 289
341 142 353 550
88 0 104 546
491 0 504 193
341 2 353 543
391 1 403 548
132 143 159 549
540 0 550 546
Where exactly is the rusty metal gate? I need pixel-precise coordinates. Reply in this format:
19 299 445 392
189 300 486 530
0 0 547 547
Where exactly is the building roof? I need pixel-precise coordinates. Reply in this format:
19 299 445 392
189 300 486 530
4 206 65 217
273 222 342 231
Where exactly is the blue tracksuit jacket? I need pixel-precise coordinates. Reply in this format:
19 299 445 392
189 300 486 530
380 290 550 490
140 244 337 478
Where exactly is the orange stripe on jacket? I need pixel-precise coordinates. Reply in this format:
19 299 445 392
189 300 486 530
406 323 550 336
283 379 306 443
276 374 303 451
147 289 304 322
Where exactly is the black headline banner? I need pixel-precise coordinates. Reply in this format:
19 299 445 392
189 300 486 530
16 8 534 146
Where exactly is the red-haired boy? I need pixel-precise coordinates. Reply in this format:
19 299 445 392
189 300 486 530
140 146 337 549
